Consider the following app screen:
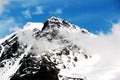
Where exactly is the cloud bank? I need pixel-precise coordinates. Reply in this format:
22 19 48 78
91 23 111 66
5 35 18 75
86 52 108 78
81 22 120 80
58 21 120 80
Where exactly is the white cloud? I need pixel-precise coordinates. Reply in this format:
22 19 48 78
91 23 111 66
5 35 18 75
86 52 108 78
34 6 43 15
75 22 120 80
49 8 62 15
22 9 32 19
0 0 10 14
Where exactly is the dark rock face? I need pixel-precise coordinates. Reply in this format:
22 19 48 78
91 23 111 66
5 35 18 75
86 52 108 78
10 54 59 80
0 35 20 67
42 16 73 31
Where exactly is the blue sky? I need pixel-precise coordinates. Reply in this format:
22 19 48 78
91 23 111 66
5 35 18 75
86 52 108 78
0 0 120 38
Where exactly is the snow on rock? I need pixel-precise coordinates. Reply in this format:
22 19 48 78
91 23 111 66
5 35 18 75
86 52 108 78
23 22 43 31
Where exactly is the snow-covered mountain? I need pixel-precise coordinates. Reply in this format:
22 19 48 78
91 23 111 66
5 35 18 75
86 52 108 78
0 16 95 80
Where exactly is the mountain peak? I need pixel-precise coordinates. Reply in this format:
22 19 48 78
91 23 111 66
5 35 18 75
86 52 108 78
42 16 79 31
0 16 93 80
49 16 59 20
48 16 62 22
47 16 64 25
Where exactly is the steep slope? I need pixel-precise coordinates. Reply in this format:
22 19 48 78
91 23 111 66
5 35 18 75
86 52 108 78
0 16 94 80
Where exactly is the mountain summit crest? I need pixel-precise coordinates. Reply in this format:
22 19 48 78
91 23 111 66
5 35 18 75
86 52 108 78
0 17 93 80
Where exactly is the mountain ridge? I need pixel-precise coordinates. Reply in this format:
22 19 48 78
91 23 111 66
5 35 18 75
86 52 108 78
0 16 93 80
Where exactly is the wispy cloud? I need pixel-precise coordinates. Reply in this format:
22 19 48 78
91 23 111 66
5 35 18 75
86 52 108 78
49 8 62 15
0 17 19 38
55 8 62 14
9 26 21 32
0 0 10 14
0 17 14 29
11 0 39 8
34 6 44 15
22 9 32 19
22 6 44 19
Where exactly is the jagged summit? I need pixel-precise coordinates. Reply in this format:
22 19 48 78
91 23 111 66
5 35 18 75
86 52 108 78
0 17 94 80
41 16 92 36
15 16 91 36
48 16 63 22
47 16 68 25
42 16 79 30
